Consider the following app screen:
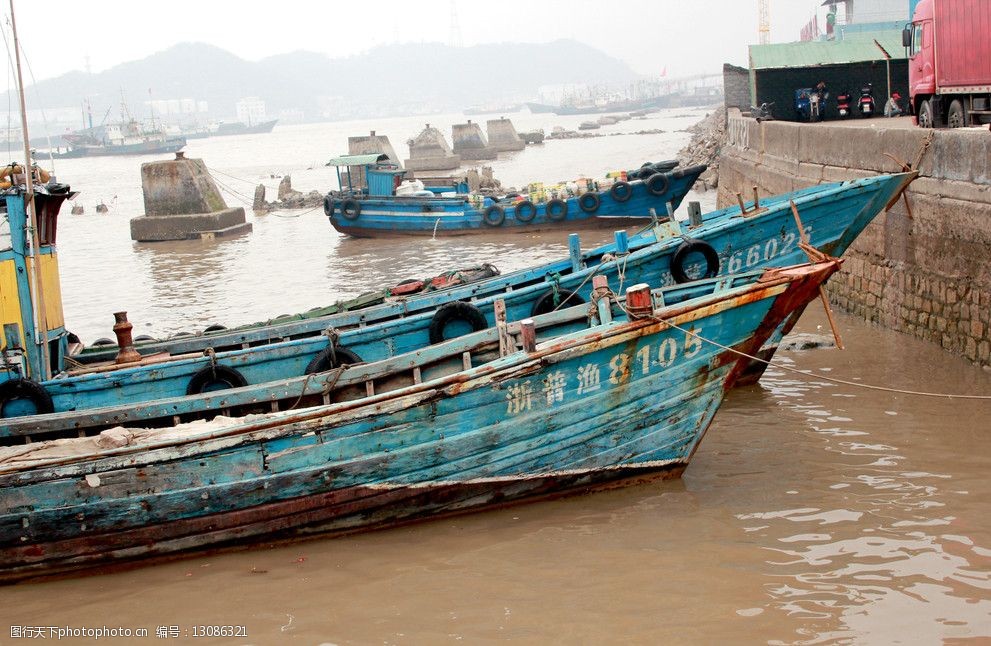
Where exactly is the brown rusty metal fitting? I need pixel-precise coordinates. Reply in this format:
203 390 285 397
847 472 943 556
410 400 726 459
625 284 654 320
112 311 142 364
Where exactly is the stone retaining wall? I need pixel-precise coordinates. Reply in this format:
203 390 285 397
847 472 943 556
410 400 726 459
719 113 991 368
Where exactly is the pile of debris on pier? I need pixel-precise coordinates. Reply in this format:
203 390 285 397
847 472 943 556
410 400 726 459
677 107 726 191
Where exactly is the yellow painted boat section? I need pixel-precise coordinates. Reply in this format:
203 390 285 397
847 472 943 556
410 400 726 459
0 257 24 349
39 252 64 330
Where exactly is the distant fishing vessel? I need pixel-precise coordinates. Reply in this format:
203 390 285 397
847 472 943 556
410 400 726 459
49 119 185 159
324 155 705 237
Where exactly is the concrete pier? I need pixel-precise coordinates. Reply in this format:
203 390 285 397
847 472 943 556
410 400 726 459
405 124 461 171
452 120 498 161
347 131 401 187
486 117 525 152
129 153 252 242
718 113 991 369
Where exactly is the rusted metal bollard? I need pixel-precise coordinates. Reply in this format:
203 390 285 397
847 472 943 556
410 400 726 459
112 311 142 364
625 283 653 320
519 319 537 353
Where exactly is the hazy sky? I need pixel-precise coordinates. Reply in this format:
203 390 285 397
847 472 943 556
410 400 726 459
6 0 822 82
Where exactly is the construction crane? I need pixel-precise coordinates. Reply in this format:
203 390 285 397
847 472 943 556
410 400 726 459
758 0 770 44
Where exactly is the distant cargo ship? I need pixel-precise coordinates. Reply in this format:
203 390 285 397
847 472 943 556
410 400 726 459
525 95 671 116
215 118 277 136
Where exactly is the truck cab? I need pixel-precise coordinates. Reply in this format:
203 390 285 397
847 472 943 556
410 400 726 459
905 0 936 122
903 0 991 128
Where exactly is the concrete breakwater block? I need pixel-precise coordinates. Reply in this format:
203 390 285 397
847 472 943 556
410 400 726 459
452 121 498 160
348 131 402 187
405 124 460 171
129 153 251 242
486 117 525 152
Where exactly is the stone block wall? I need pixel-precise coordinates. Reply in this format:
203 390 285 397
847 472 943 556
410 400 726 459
719 115 991 368
723 63 751 112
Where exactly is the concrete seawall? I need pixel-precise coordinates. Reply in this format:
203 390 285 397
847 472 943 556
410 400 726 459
719 114 991 368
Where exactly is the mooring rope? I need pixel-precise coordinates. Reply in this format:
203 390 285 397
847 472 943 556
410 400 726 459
622 302 991 401
205 166 325 218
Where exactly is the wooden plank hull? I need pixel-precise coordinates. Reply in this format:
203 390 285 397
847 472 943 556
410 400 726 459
0 262 838 582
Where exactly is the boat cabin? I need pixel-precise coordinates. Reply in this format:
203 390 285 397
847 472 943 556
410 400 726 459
1 186 73 387
326 153 469 198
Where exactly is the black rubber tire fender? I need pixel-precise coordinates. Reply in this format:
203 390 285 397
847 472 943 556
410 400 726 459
185 365 249 395
323 195 335 217
482 204 505 227
90 337 116 347
304 345 363 374
670 239 720 284
341 199 361 220
0 378 54 417
515 200 536 223
545 198 568 221
637 166 658 180
645 172 670 196
578 192 601 214
610 181 633 203
530 288 585 317
203 324 227 333
428 301 488 344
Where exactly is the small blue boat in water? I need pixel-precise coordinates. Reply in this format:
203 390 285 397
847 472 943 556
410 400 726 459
1 171 915 423
0 258 841 582
323 154 707 237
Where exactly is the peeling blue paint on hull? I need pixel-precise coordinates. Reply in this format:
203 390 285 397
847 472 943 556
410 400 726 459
0 261 839 582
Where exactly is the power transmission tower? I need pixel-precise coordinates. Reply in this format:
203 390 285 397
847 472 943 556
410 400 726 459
758 0 770 44
449 1 463 48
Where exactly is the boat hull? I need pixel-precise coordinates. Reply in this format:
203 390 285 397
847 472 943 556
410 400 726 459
0 263 836 582
326 165 706 237
332 215 665 237
49 138 186 159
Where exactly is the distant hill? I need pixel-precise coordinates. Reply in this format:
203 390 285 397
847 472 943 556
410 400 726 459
10 40 638 124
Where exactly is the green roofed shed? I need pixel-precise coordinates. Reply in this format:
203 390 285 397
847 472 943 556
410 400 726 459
747 30 909 122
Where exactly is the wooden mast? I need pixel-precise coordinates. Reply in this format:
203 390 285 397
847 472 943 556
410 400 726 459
9 0 51 380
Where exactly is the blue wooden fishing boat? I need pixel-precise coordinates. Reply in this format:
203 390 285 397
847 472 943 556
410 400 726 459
1 172 915 422
323 155 706 237
0 258 841 582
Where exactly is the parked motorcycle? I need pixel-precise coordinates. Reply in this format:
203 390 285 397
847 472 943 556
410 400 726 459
858 83 876 118
836 90 852 119
809 91 823 122
795 88 812 122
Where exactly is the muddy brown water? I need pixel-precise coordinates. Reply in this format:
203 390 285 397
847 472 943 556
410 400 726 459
3 109 990 644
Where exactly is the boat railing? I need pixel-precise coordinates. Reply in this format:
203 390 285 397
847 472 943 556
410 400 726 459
0 269 772 444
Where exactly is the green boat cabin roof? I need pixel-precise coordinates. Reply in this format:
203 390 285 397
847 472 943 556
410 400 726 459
325 153 392 167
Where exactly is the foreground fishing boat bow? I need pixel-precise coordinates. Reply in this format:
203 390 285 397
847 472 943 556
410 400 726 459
0 258 840 583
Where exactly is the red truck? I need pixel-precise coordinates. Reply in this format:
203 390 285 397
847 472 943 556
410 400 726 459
903 0 991 128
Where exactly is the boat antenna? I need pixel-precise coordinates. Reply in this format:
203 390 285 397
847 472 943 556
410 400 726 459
8 0 51 379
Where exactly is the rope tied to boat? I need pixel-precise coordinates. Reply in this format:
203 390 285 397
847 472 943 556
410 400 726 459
548 272 562 306
321 327 340 367
287 365 347 411
203 347 217 378
610 296 991 401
